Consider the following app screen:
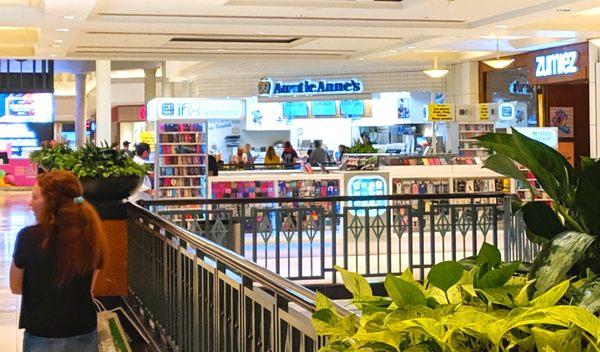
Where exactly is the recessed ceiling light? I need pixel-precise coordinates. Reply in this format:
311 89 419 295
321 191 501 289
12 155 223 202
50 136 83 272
56 28 69 32
49 54 56 58
52 44 61 48
217 48 225 52
60 15 75 20
407 46 416 49
495 24 508 28
53 39 63 43
450 36 460 39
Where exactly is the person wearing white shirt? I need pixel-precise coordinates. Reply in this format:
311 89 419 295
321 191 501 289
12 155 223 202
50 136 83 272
129 143 153 203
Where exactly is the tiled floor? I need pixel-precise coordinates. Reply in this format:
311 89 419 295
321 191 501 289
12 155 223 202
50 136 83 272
0 191 34 352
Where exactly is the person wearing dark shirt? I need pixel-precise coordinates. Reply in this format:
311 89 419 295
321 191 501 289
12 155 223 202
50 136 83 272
281 141 299 169
208 154 219 176
10 170 107 351
307 140 330 165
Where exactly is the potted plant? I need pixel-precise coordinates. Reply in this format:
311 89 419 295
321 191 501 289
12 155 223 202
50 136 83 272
30 142 149 217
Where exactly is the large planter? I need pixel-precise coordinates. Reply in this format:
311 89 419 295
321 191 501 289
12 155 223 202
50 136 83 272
80 177 143 220
80 176 143 201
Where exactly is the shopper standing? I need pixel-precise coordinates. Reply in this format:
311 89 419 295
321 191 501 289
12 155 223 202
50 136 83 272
10 170 107 352
281 141 299 169
122 141 133 158
243 143 255 165
130 142 153 202
264 146 281 165
307 140 330 165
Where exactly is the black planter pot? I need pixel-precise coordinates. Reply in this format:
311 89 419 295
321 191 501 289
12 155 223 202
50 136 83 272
80 177 143 220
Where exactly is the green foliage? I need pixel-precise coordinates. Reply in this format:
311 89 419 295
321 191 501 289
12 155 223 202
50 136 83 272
476 128 600 296
29 141 148 179
345 139 378 154
313 246 600 352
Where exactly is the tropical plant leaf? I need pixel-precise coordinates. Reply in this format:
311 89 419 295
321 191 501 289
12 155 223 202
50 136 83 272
476 242 502 267
528 231 595 299
385 274 426 307
335 265 372 299
521 201 566 242
571 276 600 314
531 327 582 352
482 153 540 196
580 157 596 171
529 279 569 308
427 261 464 293
476 128 575 204
475 262 520 289
575 160 600 234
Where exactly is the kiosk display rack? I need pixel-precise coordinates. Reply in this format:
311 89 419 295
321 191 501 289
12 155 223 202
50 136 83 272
154 122 207 199
458 122 494 158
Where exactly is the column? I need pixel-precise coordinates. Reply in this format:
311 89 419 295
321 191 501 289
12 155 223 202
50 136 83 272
144 68 157 104
95 60 111 146
161 62 174 97
589 42 600 157
74 73 87 147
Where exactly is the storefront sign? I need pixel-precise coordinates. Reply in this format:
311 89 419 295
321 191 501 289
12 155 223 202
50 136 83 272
139 131 155 150
427 104 454 121
478 104 490 121
498 103 515 121
258 77 363 97
147 98 244 121
535 51 578 78
515 127 558 149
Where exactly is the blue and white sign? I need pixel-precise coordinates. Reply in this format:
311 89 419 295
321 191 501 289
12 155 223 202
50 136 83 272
535 51 578 78
147 98 245 121
258 77 363 97
499 103 515 121
514 127 558 149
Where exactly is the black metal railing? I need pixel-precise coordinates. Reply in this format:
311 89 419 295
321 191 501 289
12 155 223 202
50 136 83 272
142 192 533 283
219 162 339 171
128 202 350 352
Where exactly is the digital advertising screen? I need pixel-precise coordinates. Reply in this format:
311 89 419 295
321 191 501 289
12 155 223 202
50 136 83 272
311 100 336 116
282 101 308 117
340 100 364 117
0 93 54 123
0 122 53 157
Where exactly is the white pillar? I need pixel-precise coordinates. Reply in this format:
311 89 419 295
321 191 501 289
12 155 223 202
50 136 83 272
74 73 87 147
446 62 479 104
144 68 157 104
589 42 600 158
161 62 174 97
95 60 111 146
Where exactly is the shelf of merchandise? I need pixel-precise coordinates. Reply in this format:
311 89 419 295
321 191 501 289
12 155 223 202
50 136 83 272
516 166 552 203
457 122 495 158
154 121 207 199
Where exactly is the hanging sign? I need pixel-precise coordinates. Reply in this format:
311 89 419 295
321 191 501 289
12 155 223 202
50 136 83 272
478 104 490 121
427 104 454 121
139 131 155 150
258 77 363 97
146 98 245 121
534 51 578 78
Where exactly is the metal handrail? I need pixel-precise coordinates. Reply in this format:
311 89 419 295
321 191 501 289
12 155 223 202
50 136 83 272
128 201 352 315
142 191 513 206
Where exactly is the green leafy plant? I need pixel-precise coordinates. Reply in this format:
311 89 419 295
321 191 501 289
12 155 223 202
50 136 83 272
345 139 379 154
313 244 600 351
476 128 599 298
30 141 148 179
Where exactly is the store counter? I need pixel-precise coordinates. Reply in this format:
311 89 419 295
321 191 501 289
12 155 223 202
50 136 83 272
0 158 37 187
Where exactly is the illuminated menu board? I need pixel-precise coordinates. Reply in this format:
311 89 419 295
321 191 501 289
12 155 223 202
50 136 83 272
0 93 54 123
311 100 336 116
340 100 364 117
282 101 308 117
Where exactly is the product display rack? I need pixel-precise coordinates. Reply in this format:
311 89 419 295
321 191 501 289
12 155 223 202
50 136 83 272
154 121 208 199
458 122 495 158
516 166 552 203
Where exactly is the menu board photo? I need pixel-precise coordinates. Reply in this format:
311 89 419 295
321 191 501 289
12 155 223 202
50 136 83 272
311 100 336 116
0 93 54 123
340 100 364 117
282 101 308 117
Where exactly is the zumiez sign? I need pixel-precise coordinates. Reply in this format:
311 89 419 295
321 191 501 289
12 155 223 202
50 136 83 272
258 77 363 97
535 51 578 78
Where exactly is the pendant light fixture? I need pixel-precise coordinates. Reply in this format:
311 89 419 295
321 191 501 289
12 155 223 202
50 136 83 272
483 36 515 69
422 56 449 78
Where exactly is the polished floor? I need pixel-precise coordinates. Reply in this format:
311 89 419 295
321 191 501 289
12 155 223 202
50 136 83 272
0 191 33 352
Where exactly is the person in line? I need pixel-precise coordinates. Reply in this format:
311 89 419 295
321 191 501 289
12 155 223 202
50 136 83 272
264 146 281 167
122 141 133 158
336 144 347 163
307 140 330 166
130 142 153 202
207 153 219 176
243 143 255 165
281 141 299 169
230 146 245 164
10 170 107 352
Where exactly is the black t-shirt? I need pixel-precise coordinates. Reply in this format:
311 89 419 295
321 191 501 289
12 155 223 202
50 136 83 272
13 225 97 338
281 149 299 167
208 154 219 176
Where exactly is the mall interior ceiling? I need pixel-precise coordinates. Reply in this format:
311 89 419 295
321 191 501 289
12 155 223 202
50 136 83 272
1 0 600 79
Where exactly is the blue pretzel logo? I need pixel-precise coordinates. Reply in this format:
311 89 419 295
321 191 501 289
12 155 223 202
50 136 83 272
161 103 175 116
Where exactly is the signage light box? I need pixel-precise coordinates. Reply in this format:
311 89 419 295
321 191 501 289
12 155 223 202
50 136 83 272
0 93 54 123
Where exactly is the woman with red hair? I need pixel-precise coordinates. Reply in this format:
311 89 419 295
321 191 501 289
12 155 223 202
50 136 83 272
10 170 107 351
